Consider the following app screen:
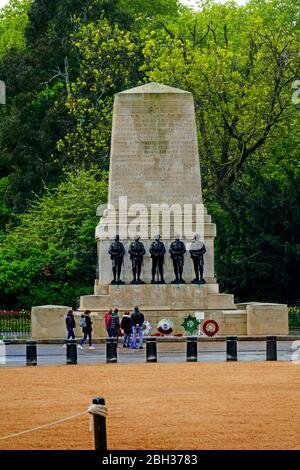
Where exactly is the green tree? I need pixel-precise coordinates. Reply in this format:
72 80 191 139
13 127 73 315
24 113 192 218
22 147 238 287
212 157 300 303
0 0 181 212
1 0 299 307
0 169 108 308
56 0 183 168
0 177 14 237
210 91 300 302
119 0 181 18
0 0 31 58
141 0 300 302
57 17 146 169
142 0 300 197
0 0 132 212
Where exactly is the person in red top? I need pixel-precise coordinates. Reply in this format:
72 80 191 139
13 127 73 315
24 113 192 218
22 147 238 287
105 309 113 337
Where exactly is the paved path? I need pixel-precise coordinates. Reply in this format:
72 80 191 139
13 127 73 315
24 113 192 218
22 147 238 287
0 341 297 367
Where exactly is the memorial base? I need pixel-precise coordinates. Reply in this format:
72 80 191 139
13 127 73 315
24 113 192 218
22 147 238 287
79 283 239 336
30 293 288 340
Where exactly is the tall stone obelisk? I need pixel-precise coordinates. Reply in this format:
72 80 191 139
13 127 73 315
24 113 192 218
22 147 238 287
108 82 202 208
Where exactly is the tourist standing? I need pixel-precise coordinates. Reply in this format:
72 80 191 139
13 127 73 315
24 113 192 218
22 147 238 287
63 310 76 347
78 310 94 350
105 309 113 337
130 306 145 349
110 308 120 341
121 311 132 348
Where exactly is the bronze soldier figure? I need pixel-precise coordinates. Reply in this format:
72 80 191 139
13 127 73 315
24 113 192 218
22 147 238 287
129 235 145 284
108 235 125 284
190 234 206 284
169 235 186 284
149 234 166 284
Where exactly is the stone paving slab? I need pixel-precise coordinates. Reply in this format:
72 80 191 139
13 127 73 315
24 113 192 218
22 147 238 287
0 341 297 368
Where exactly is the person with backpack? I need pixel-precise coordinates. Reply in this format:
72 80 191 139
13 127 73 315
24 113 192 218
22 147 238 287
110 308 120 342
63 310 76 347
105 309 113 337
78 310 94 350
121 311 132 348
130 306 145 349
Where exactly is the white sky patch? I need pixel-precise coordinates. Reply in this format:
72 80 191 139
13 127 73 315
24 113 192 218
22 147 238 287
0 0 10 10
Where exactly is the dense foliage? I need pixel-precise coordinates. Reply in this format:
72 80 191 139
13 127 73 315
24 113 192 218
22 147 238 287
0 0 31 58
0 169 108 308
0 0 299 308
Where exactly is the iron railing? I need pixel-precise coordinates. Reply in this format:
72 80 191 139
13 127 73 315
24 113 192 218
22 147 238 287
288 307 300 336
0 310 31 338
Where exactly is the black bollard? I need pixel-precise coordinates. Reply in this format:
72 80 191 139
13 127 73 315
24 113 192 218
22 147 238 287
26 340 37 366
226 336 237 361
266 336 277 361
186 336 198 362
66 339 77 365
92 397 107 450
146 337 157 363
106 337 117 363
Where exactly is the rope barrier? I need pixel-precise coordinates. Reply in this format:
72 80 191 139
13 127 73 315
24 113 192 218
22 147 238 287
88 404 108 418
0 404 108 442
88 403 108 432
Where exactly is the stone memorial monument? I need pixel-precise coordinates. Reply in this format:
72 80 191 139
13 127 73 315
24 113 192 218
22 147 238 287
31 83 289 339
80 82 241 332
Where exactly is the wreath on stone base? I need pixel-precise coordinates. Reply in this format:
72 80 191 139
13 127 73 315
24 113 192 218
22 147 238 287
157 318 174 335
202 319 219 337
181 315 200 335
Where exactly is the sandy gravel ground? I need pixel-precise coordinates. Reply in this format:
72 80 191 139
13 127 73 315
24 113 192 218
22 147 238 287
0 362 299 450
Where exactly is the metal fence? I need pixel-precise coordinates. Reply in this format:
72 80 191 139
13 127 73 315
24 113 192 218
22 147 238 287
289 311 300 335
0 310 31 338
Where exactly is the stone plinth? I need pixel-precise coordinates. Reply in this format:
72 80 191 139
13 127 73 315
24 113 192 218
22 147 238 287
80 283 238 336
81 284 235 311
31 305 72 340
243 303 289 336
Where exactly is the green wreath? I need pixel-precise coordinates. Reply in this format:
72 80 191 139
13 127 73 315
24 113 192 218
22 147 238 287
181 314 200 335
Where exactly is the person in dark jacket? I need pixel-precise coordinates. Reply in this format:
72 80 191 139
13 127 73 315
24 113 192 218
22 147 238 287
110 308 120 342
130 306 145 349
121 311 132 348
63 310 76 347
78 310 94 350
